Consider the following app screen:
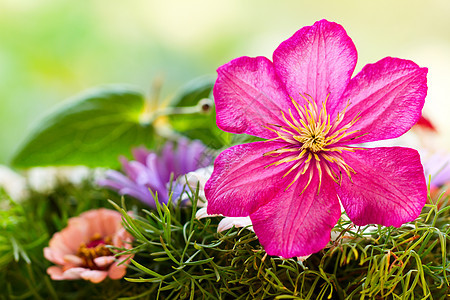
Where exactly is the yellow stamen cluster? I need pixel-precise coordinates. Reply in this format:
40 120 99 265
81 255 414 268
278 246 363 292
264 94 362 193
77 234 113 270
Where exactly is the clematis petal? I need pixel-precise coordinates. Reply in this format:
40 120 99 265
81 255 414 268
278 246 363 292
205 141 296 217
336 147 427 227
213 56 295 138
338 57 427 144
250 172 341 258
273 19 357 111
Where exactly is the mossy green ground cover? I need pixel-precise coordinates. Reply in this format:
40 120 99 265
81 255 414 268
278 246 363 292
1 179 449 299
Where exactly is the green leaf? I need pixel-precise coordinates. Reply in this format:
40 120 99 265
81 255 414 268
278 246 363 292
169 110 231 149
168 76 233 149
170 75 215 107
11 86 156 168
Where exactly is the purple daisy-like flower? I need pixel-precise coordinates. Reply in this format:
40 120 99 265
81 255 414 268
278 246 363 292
98 138 212 208
423 152 450 188
205 19 428 258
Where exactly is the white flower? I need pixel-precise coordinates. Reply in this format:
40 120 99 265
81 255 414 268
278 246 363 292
27 166 95 193
179 166 214 206
0 165 28 202
180 166 254 232
195 207 253 232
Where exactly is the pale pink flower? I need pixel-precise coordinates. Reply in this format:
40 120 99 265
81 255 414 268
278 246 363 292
44 208 133 283
205 19 428 258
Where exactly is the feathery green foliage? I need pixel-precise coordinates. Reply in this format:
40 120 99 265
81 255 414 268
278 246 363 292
0 178 449 299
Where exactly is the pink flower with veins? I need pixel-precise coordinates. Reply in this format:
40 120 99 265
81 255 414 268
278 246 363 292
205 19 428 258
44 208 133 283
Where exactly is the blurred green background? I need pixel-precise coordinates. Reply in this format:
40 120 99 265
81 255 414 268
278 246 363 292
1 0 450 165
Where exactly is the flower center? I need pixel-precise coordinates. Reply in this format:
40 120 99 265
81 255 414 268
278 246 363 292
264 93 363 193
293 129 326 153
77 234 113 270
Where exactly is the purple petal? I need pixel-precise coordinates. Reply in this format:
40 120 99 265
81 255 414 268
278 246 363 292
338 57 427 144
130 161 156 186
132 146 150 165
97 170 161 207
169 182 186 203
144 153 166 188
336 147 427 227
186 140 210 171
186 141 202 171
100 139 212 207
173 138 189 176
120 187 156 207
273 19 357 112
97 170 135 191
425 153 450 187
158 141 174 182
250 172 341 258
119 156 139 182
205 141 296 217
213 56 296 138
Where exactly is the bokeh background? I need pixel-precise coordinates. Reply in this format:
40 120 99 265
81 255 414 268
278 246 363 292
1 0 450 165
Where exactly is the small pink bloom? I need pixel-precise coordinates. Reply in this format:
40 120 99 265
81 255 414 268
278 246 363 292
44 208 134 283
205 19 428 258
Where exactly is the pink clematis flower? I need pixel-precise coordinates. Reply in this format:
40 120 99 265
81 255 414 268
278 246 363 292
205 20 428 258
44 208 134 283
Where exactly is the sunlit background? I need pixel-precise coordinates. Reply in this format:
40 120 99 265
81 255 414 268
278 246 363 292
1 0 450 165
